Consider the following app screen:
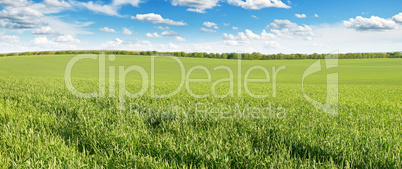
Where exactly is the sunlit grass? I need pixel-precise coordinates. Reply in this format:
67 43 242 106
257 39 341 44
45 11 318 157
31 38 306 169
0 55 401 168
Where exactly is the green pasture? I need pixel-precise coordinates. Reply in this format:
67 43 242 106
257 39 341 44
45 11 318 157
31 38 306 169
0 55 401 168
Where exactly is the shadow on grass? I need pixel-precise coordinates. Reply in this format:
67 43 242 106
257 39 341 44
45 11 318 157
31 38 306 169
49 105 398 168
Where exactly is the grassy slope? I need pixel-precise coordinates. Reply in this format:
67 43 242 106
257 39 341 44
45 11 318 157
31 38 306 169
0 55 401 168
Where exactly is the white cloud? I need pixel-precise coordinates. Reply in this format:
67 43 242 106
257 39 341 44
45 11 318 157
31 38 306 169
251 15 258 19
203 21 217 27
0 0 32 7
145 32 162 38
265 41 280 48
122 27 132 35
40 16 93 36
266 19 298 29
168 42 179 49
214 26 219 29
112 0 141 7
0 0 88 34
71 0 142 16
297 23 402 54
200 27 216 33
155 26 170 30
266 19 314 40
270 25 314 40
295 13 306 18
392 13 402 23
232 26 238 30
102 38 123 47
99 24 402 54
32 26 58 35
0 35 20 42
187 8 206 13
223 29 276 46
161 31 179 36
0 7 45 29
344 16 397 31
31 36 55 45
245 29 261 39
223 23 230 26
314 14 319 17
55 35 80 43
43 0 71 8
99 27 116 33
175 36 186 41
227 0 290 10
131 13 187 26
73 1 119 16
171 0 220 13
100 38 152 50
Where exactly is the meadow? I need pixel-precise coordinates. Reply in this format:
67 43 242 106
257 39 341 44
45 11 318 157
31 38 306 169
0 54 401 168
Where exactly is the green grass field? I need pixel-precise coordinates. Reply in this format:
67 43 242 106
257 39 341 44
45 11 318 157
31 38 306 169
0 54 401 168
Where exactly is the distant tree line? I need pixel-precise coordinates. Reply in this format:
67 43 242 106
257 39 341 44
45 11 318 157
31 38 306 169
0 50 401 59
165 51 402 60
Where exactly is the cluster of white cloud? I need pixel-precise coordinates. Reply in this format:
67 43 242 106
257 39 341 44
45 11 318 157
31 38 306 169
0 0 96 52
1 0 402 54
267 19 314 40
44 0 71 8
99 27 132 34
344 16 398 31
131 13 187 26
100 38 182 51
30 35 79 50
0 35 20 42
42 0 291 16
170 0 290 13
101 38 151 49
171 0 220 13
145 30 186 42
393 13 402 23
0 0 31 7
223 29 276 46
72 0 291 15
145 32 161 38
227 0 290 10
0 6 45 29
55 35 80 43
222 19 314 49
203 22 219 29
32 26 59 35
266 19 297 29
200 21 219 33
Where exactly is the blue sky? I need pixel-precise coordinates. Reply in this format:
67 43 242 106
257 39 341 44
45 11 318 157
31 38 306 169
0 0 402 54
